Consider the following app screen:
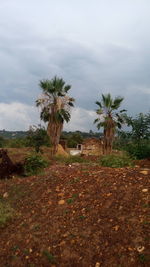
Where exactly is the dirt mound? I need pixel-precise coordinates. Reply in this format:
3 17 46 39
56 144 69 157
0 149 23 179
0 163 149 266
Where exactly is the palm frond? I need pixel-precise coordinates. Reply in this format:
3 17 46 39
112 97 124 109
94 118 99 124
95 101 102 108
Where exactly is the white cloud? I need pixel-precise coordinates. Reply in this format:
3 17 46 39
64 107 97 132
0 102 99 132
0 102 39 131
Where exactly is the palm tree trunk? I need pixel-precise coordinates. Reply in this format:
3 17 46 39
103 118 115 155
47 121 63 156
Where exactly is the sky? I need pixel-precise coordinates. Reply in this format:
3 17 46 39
0 0 150 131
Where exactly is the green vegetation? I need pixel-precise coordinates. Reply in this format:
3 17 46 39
125 141 150 159
114 112 150 159
24 154 49 176
42 250 56 264
54 155 91 164
26 125 50 152
67 193 78 204
0 201 14 227
99 154 134 168
138 253 149 264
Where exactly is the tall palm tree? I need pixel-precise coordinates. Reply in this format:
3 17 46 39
94 93 126 154
36 76 74 155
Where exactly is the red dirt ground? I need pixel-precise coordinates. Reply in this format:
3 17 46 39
0 158 150 266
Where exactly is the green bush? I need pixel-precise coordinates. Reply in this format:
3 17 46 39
26 126 51 152
24 154 49 176
0 201 14 227
125 142 150 159
99 154 134 168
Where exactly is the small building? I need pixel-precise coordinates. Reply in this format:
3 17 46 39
81 138 103 156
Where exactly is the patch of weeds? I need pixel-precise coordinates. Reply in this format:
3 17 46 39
24 153 49 176
143 203 150 208
9 184 29 200
69 233 76 238
54 155 91 164
98 154 134 168
63 209 70 215
138 253 149 263
67 198 74 204
20 222 28 228
72 193 78 198
82 171 89 175
0 201 14 227
42 250 56 264
32 224 40 231
23 248 30 255
79 215 86 220
11 255 19 261
144 236 150 241
11 245 19 252
69 177 80 184
67 193 78 204
143 221 150 225
65 156 91 164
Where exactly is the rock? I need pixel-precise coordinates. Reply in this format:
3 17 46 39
3 192 9 198
72 163 80 167
142 189 148 192
137 246 145 253
140 170 148 175
58 192 64 197
58 200 65 205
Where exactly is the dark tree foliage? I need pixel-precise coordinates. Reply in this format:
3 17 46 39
114 112 150 159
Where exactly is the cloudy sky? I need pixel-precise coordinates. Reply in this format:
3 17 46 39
0 0 150 131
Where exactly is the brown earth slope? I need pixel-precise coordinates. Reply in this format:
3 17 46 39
0 161 149 267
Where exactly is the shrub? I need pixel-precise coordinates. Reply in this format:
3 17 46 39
99 154 134 168
26 126 51 152
0 201 14 227
125 141 150 159
24 154 48 176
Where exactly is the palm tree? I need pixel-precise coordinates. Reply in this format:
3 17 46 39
94 93 126 154
36 76 74 155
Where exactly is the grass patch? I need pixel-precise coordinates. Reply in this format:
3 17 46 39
99 154 134 168
0 201 14 227
54 155 91 164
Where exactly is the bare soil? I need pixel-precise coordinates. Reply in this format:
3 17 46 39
0 151 149 267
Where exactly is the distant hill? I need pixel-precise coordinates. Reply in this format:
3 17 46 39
0 130 28 139
0 130 103 139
